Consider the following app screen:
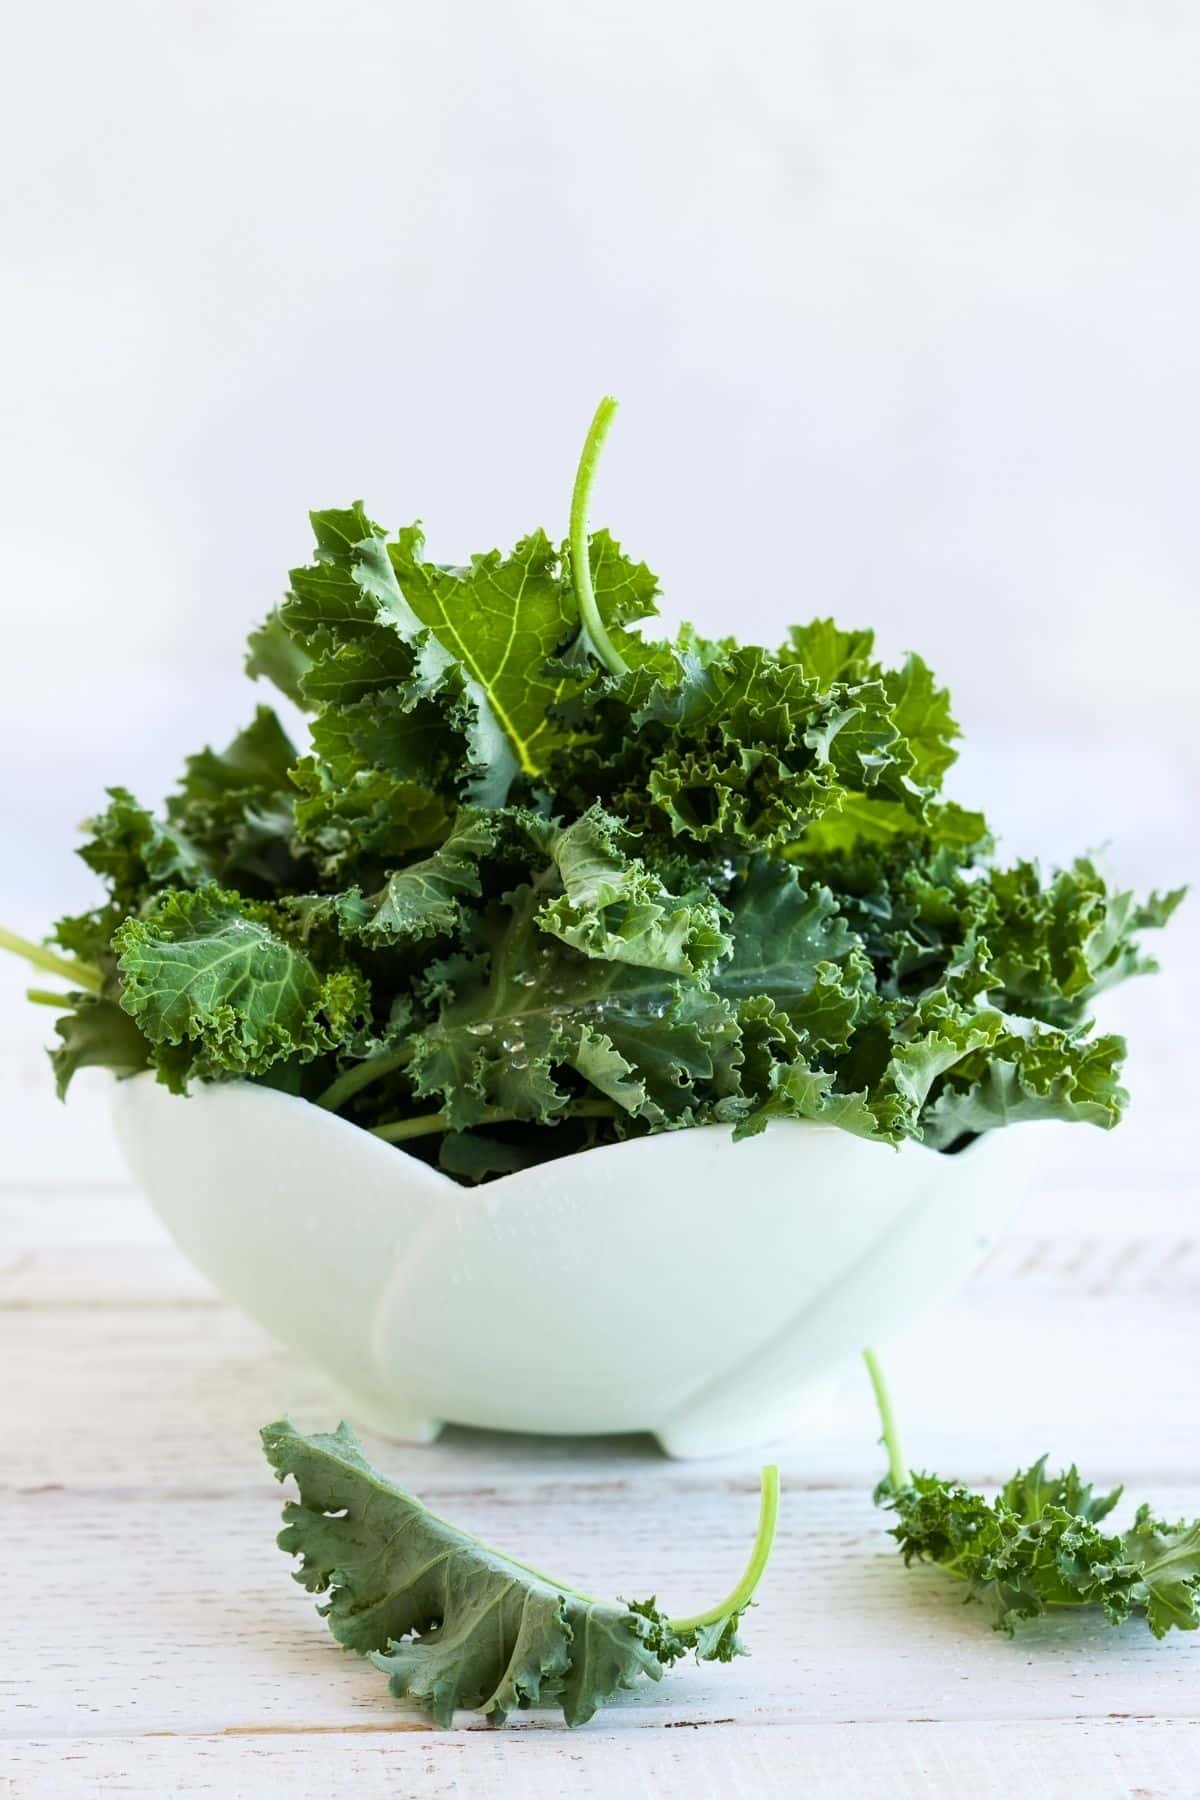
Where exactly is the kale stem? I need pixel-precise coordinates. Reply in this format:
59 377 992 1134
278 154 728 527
864 1347 911 1490
316 1044 414 1112
369 1098 618 1144
668 1465 780 1633
570 396 629 679
0 927 102 994
370 1109 450 1143
26 988 72 1008
418 1466 779 1628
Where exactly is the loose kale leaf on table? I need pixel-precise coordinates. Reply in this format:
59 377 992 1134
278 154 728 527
865 1352 1200 1638
262 1419 779 1727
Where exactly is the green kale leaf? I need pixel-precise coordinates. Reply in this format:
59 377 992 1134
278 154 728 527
536 806 731 975
114 887 367 1083
867 1351 1200 1637
49 993 151 1097
331 807 499 946
262 1418 778 1727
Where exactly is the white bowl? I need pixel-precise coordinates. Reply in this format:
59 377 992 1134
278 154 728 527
111 1074 1030 1457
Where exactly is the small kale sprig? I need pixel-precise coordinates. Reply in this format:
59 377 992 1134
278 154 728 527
865 1350 1200 1638
262 1419 779 1727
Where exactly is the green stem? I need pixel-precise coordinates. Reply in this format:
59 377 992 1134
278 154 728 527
26 988 73 1008
864 1347 911 1490
418 1462 780 1622
316 1044 414 1112
668 1465 780 1633
369 1098 618 1144
570 396 629 679
0 927 102 995
371 1109 450 1143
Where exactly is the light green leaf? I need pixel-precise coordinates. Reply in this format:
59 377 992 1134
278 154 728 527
737 1051 886 1143
782 619 877 688
1127 1513 1200 1637
113 887 346 1076
883 654 960 787
920 1029 1129 1148
262 1418 774 1728
795 795 990 857
883 1000 1006 1118
537 807 730 975
335 809 498 945
245 608 314 707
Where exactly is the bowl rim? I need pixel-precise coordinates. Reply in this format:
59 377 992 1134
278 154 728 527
112 1069 920 1204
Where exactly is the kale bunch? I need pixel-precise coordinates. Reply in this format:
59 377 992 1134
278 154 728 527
6 401 1181 1181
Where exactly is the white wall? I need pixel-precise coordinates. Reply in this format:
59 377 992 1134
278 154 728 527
2 0 1196 924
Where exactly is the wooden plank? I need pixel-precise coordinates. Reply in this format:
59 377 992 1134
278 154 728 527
0 1246 216 1308
4 1218 1199 1311
5 1277 1199 1494
6 1482 1200 1743
976 1229 1200 1296
6 1279 1200 1758
4 1170 1200 1302
4 1719 1200 1800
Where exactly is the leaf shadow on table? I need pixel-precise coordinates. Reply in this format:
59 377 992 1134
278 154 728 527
857 1550 1197 1669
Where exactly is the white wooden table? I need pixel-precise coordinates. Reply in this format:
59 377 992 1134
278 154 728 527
3 921 1199 1799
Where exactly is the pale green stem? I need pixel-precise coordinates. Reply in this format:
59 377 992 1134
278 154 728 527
570 396 629 679
370 1109 450 1143
669 1465 780 1633
370 1098 618 1144
416 1462 780 1622
26 988 72 1008
316 1044 414 1112
863 1347 911 1490
0 926 102 994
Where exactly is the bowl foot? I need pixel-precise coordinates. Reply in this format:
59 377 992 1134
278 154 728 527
332 1383 444 1448
655 1374 839 1459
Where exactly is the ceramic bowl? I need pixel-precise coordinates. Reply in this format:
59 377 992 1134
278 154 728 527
111 1074 1030 1457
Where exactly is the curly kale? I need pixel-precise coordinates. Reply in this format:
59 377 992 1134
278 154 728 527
2 400 1183 1179
866 1351 1200 1638
262 1417 778 1727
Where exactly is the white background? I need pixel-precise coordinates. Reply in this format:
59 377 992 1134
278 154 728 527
1 0 1196 926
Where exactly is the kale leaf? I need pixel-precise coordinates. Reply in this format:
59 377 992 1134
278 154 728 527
262 1418 778 1727
866 1351 1200 1637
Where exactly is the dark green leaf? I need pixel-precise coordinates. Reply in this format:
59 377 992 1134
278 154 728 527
334 809 498 945
49 994 150 1098
7 411 1182 1180
871 1355 1200 1639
